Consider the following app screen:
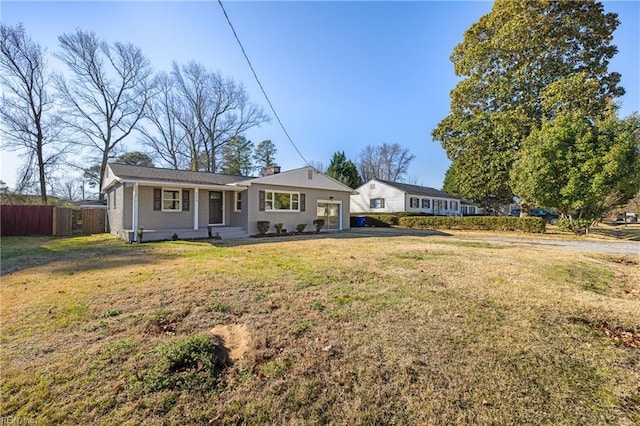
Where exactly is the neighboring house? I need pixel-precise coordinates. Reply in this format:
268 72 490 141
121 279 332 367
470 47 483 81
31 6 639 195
102 163 356 242
350 179 478 216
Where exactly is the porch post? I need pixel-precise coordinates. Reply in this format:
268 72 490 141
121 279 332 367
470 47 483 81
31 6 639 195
193 188 199 230
132 182 139 242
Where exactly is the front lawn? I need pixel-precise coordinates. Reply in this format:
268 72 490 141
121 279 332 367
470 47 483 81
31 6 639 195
1 233 638 424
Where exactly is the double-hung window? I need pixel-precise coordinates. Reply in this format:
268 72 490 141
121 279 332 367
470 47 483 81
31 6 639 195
163 189 181 211
370 198 385 209
409 197 419 208
235 192 242 211
422 198 431 209
154 188 182 212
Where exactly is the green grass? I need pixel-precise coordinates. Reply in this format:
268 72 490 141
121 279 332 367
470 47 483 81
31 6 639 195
1 233 638 424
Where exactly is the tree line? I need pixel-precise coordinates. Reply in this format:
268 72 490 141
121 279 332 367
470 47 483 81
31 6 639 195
0 25 275 202
1 24 419 202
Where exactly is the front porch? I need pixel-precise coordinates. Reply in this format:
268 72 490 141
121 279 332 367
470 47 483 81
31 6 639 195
124 226 248 243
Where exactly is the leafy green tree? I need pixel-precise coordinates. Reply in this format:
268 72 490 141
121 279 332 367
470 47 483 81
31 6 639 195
219 136 254 176
253 140 277 176
511 109 640 234
327 151 362 189
115 151 155 167
433 0 624 206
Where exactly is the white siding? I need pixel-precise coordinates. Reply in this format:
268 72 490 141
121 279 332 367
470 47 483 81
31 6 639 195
350 180 406 213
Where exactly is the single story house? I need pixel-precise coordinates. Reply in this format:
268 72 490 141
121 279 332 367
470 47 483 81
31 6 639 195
102 163 356 242
350 179 478 216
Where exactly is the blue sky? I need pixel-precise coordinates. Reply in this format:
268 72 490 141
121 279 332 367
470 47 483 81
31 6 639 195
1 1 638 191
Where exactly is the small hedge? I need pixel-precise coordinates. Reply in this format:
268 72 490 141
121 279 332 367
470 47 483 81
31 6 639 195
399 216 546 233
351 212 433 227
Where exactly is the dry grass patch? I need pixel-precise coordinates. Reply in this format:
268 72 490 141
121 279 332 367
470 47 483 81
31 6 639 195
1 233 639 424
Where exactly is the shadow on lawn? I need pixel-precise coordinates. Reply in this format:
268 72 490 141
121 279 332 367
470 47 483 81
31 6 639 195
209 227 452 248
0 235 182 275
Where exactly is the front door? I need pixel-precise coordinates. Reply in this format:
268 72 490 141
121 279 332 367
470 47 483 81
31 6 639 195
317 202 341 230
209 191 223 224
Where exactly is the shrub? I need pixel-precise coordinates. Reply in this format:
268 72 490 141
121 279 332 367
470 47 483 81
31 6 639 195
257 221 270 234
557 217 590 235
274 223 284 233
296 223 307 233
144 335 221 391
137 226 144 242
399 216 545 233
172 233 179 241
313 219 325 232
351 212 433 227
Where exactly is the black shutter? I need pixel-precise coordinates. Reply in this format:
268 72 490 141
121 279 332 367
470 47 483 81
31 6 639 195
300 193 305 212
182 190 190 211
381 198 385 208
153 188 161 211
370 198 375 208
258 190 265 211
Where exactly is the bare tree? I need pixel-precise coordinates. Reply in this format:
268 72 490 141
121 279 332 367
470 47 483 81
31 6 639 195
53 175 83 201
171 61 269 172
358 143 415 182
1 24 65 204
55 29 153 199
139 72 188 169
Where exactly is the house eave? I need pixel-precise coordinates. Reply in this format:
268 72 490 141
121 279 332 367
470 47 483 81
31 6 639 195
103 178 249 192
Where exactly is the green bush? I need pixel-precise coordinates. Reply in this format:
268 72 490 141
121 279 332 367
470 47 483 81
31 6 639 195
256 221 270 234
296 223 307 233
274 223 284 233
399 216 546 233
557 217 589 235
313 219 325 232
351 212 433 227
144 335 221 391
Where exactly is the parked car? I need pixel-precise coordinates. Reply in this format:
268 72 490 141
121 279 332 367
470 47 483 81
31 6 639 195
509 207 559 224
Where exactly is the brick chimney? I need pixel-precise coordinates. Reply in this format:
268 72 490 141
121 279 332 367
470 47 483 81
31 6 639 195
263 165 281 175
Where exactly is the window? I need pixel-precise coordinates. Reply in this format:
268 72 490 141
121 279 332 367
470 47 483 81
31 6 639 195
370 198 385 209
265 191 299 211
235 192 242 211
422 198 431 209
450 200 458 210
162 189 181 211
409 197 419 208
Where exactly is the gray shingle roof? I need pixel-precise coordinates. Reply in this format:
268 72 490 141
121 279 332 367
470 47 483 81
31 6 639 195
108 163 252 186
376 179 459 199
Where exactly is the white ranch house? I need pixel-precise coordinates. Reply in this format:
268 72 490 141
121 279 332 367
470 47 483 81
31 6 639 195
351 179 478 216
102 163 356 242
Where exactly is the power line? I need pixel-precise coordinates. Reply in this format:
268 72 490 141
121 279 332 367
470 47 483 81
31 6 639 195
217 0 310 167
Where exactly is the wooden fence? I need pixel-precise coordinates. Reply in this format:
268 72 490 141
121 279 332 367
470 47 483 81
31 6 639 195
1 205 73 237
82 208 106 234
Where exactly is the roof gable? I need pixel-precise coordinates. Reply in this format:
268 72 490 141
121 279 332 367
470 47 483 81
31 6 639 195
235 167 356 193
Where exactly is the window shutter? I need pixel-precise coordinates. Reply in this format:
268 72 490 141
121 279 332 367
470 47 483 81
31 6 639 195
370 199 375 208
153 188 161 211
182 190 190 211
258 190 265 211
300 193 306 212
381 199 385 208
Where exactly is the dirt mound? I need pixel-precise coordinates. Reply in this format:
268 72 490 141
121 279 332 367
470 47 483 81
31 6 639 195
210 324 251 362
